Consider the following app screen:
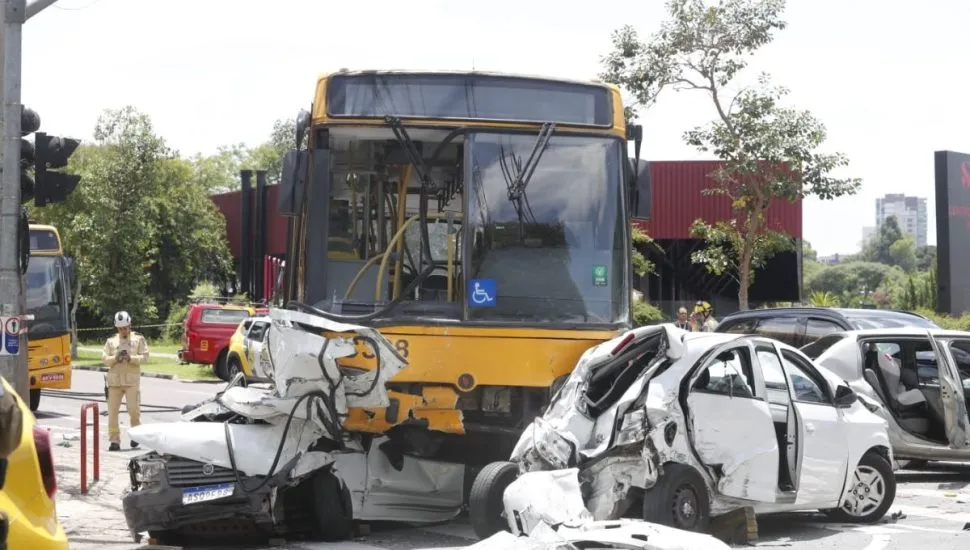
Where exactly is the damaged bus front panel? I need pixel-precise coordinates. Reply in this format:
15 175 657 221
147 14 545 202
122 309 465 543
277 70 650 466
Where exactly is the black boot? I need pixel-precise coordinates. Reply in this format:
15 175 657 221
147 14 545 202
109 442 121 452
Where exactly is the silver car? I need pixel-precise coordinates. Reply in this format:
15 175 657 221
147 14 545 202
805 328 970 466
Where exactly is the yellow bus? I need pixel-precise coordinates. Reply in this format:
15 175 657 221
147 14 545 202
25 224 73 411
278 70 650 464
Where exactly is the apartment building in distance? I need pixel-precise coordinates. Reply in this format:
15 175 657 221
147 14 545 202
875 193 928 248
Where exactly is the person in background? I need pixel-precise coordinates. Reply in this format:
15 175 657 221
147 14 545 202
692 301 719 332
102 311 150 451
674 307 693 331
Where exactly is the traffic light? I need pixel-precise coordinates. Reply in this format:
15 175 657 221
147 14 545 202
20 106 39 203
34 132 80 207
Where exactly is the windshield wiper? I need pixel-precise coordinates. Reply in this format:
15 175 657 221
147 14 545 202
507 122 555 201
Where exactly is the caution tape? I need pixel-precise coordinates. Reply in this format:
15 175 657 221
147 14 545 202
75 323 179 333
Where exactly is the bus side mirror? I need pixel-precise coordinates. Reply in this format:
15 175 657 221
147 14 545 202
278 149 308 217
295 110 310 150
629 158 652 220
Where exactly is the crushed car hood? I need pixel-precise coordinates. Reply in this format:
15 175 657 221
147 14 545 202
129 308 408 476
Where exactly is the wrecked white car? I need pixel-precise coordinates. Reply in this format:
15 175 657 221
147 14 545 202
121 308 465 544
469 324 897 540
804 328 970 467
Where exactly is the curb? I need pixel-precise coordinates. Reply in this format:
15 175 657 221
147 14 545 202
72 364 176 381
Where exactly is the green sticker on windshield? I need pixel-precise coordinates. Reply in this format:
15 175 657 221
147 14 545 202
592 264 608 287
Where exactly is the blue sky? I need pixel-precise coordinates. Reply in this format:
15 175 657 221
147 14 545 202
21 0 970 255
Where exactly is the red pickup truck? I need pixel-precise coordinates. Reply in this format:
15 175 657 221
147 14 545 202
178 303 267 380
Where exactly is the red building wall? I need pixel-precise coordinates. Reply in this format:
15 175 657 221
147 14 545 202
635 160 802 240
210 160 803 259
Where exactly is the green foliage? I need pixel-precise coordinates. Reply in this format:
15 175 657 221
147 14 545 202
862 216 904 264
631 225 656 278
688 219 793 285
888 236 917 273
601 0 860 309
633 300 666 326
808 291 839 307
808 261 892 297
28 107 234 326
162 302 189 343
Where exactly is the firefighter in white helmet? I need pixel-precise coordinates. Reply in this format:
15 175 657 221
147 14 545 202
101 311 149 451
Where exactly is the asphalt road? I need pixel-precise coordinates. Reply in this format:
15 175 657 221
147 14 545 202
37 371 970 550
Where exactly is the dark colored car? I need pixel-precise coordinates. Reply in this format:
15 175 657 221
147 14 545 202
715 307 940 349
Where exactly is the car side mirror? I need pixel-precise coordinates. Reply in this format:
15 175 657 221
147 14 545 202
835 385 857 408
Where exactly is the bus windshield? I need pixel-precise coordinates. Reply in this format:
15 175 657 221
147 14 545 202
314 129 629 327
25 256 69 339
465 133 627 324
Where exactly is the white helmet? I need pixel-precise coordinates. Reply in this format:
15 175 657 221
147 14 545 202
114 311 131 328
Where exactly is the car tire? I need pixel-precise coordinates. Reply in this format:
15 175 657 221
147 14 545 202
311 470 353 541
642 463 711 533
824 451 896 524
213 350 229 381
29 389 40 412
469 461 519 540
226 356 242 380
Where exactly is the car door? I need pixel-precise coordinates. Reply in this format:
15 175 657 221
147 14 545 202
929 334 970 448
777 347 848 507
246 322 269 378
685 342 779 503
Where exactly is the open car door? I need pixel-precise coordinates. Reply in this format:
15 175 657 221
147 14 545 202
685 342 779 503
929 332 970 448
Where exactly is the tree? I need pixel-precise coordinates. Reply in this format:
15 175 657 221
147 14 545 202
245 118 296 184
28 107 233 333
915 245 936 272
863 215 904 264
601 0 861 309
888 236 917 273
631 225 665 325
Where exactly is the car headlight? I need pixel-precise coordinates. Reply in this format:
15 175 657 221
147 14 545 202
532 417 576 469
133 459 166 486
614 408 647 447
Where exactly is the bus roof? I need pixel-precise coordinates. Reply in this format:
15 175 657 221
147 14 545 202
311 69 626 137
28 224 63 255
315 69 622 93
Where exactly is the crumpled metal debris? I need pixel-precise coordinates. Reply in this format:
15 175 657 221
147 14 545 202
484 465 729 549
471 519 732 549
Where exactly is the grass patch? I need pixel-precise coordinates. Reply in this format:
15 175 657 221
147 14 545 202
74 349 217 381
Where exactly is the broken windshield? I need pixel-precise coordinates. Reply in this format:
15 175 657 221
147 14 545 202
466 133 628 325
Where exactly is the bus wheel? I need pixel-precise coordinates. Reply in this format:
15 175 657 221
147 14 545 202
29 389 41 412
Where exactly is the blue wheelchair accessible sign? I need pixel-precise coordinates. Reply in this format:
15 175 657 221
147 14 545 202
467 279 497 307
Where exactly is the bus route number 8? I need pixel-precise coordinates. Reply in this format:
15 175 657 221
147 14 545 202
394 339 409 358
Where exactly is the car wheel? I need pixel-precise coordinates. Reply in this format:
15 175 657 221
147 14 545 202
29 389 41 412
824 451 896 523
642 463 711 532
469 461 519 540
311 470 353 541
226 356 242 380
213 351 229 381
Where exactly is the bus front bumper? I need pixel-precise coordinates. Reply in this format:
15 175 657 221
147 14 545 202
29 364 71 390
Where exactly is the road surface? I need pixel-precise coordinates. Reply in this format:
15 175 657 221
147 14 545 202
38 372 970 549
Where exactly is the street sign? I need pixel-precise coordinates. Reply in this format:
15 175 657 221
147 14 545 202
1 316 21 356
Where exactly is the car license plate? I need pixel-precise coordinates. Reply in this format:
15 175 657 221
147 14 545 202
181 482 234 505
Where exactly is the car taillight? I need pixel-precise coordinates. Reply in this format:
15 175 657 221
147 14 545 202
32 426 56 499
610 332 636 356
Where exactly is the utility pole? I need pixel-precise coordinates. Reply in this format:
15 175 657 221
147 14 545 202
0 0 27 401
0 0 58 401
